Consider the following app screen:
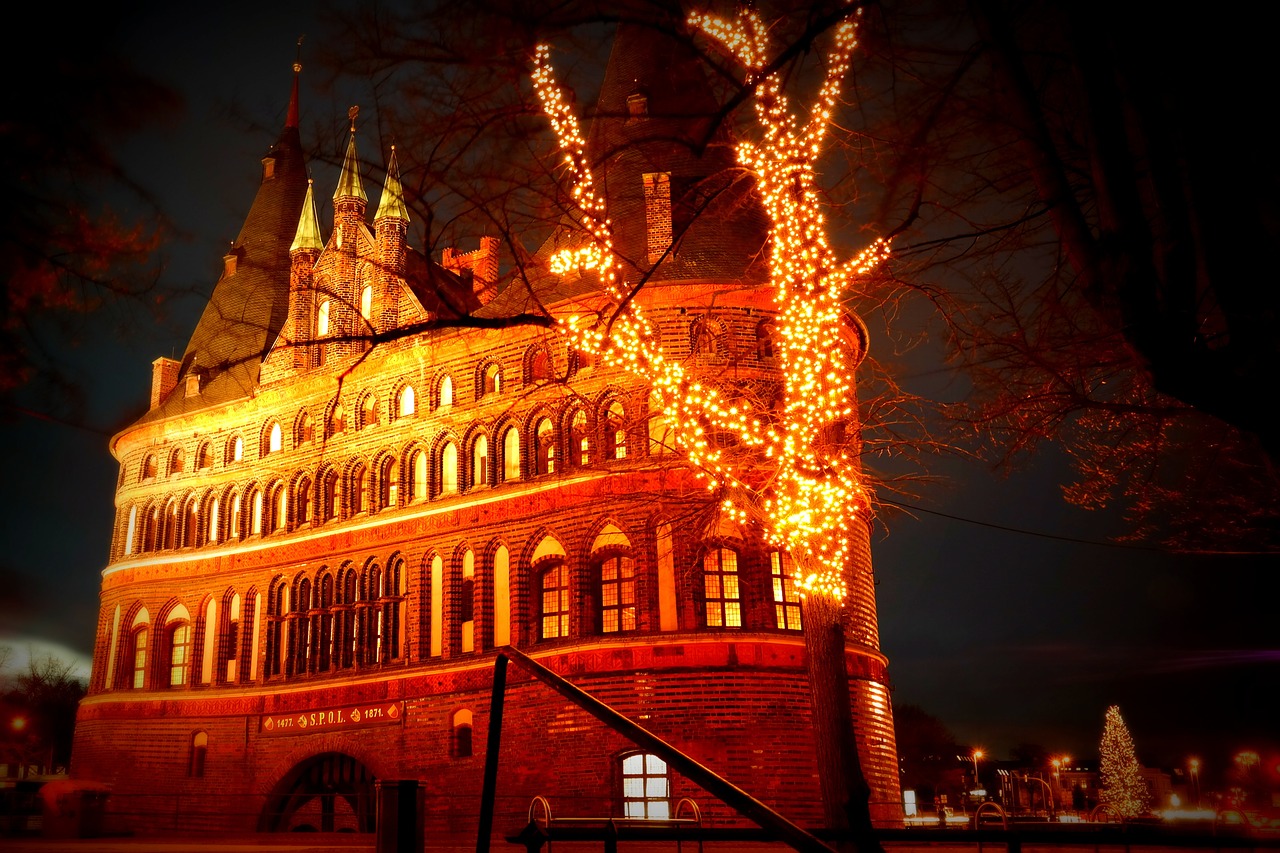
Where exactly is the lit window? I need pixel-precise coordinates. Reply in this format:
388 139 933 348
398 386 415 418
571 410 590 466
483 363 502 396
410 450 427 501
267 422 282 453
169 622 191 687
599 555 636 633
472 435 489 487
770 552 802 631
379 458 398 509
231 436 243 463
273 486 287 532
189 732 208 777
362 395 379 429
452 709 474 758
131 626 148 689
535 417 555 475
351 465 368 514
621 753 669 819
606 402 627 460
441 442 459 494
703 548 741 628
461 550 475 653
360 283 373 321
439 375 454 408
539 562 570 640
502 427 521 481
250 488 263 536
297 413 314 445
316 299 331 337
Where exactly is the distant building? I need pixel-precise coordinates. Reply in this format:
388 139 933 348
72 24 900 840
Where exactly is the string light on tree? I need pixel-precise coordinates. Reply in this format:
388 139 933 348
1099 705 1152 818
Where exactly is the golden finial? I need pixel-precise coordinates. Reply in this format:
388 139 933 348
348 105 359 132
295 35 304 73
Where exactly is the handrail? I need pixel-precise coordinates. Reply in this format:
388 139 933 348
527 796 552 829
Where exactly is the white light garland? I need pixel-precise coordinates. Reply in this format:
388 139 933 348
533 5 888 602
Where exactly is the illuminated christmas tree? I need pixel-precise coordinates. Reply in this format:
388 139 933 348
1098 705 1151 818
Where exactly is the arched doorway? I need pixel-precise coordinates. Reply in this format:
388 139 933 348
261 752 376 833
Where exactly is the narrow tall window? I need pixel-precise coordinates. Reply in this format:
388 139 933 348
268 422 282 453
439 375 454 408
362 395 379 429
169 622 192 687
441 442 459 494
571 410 590 466
502 427 521 481
483 363 502 396
231 436 243 462
460 550 475 653
472 435 489 487
411 450 427 501
317 299 331 337
360 284 373 322
642 172 672 264
621 753 670 819
131 627 148 689
398 385 415 418
351 466 368 514
703 548 742 628
539 562 570 640
189 732 208 778
535 418 555 475
606 402 627 460
452 709 474 758
770 551 802 631
599 555 636 633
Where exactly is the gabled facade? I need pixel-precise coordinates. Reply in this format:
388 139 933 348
74 26 900 840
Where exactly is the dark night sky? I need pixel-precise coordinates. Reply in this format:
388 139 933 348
1 1 1274 790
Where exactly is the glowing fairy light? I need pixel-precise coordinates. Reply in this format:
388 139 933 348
533 4 887 603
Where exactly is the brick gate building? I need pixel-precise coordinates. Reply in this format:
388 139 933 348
72 21 901 841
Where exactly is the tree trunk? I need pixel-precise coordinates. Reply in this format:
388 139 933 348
803 592 882 853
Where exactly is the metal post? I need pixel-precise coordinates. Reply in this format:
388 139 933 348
475 653 509 853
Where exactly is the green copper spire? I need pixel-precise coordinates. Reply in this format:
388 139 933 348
291 179 324 252
333 106 367 203
375 146 409 223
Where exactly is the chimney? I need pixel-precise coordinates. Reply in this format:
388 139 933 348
151 358 181 409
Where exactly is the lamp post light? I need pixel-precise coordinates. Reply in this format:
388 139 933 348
1189 757 1201 808
1051 755 1071 811
972 750 984 790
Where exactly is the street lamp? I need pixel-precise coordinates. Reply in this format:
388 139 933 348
1051 755 1071 810
972 750 984 788
1189 757 1201 808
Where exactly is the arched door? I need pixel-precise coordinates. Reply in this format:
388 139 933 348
261 752 376 833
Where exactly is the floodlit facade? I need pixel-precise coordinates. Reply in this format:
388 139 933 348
73 25 900 839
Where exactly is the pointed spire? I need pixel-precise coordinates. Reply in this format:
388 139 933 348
375 146 410 223
286 37 304 129
333 106 367 203
291 179 324 252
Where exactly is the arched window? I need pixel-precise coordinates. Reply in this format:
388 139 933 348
230 436 244 463
189 732 208 777
538 561 570 640
440 442 459 494
271 484 287 533
249 488 264 536
124 506 138 555
196 443 212 470
141 454 157 481
471 435 489 487
316 299 331 337
598 555 637 633
297 412 315 445
168 621 192 688
183 498 200 548
482 363 502 396
379 457 399 509
460 550 475 653
398 385 416 418
206 497 221 544
528 347 551 382
438 375 454 408
702 547 741 628
770 551 802 631
267 422 282 454
337 569 358 669
535 417 555 475
288 576 311 677
756 320 776 361
502 427 521 482
648 391 673 456
328 403 345 438
621 753 670 818
316 573 335 672
228 491 243 540
162 500 179 550
351 465 368 514
360 283 373 322
320 469 340 521
452 709 474 758
691 318 717 355
409 450 427 502
295 477 312 527
605 402 627 460
129 625 148 689
383 558 404 662
265 581 286 678
570 410 590 467
169 447 185 475
361 395 379 429
220 593 242 684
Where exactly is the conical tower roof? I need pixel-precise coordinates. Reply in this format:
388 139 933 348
139 87 310 421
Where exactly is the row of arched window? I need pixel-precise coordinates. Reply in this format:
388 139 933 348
101 531 803 691
119 398 663 558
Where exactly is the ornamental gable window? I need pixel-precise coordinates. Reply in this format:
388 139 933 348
621 753 670 819
538 561 570 640
702 547 742 628
598 555 636 633
770 551 803 631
